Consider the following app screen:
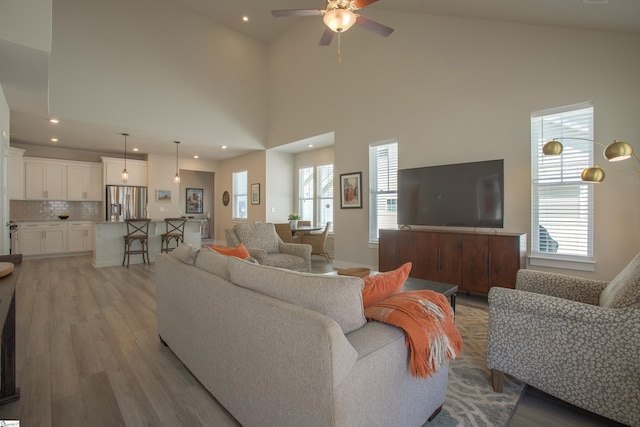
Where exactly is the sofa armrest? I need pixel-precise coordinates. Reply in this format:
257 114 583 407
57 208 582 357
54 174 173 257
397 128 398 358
515 269 608 305
246 247 268 260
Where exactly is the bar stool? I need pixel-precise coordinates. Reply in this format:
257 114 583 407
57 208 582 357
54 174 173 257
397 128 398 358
123 219 151 267
161 218 187 253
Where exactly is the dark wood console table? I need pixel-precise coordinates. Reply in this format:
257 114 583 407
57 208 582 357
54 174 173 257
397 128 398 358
0 254 21 404
379 229 526 295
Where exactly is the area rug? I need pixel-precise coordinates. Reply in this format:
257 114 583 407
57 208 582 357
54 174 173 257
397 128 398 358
424 303 524 427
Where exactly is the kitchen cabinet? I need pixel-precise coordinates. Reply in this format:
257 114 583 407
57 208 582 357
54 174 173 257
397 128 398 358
378 229 526 295
17 223 66 256
24 159 67 200
8 147 25 200
102 157 147 186
67 163 103 201
68 222 95 252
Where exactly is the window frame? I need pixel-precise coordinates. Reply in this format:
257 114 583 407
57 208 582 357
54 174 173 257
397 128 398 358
232 170 248 220
530 102 595 270
369 140 398 244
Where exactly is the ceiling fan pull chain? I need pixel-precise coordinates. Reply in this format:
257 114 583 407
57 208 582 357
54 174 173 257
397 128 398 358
338 32 342 64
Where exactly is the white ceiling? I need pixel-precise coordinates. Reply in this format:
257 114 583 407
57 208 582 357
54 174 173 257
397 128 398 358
2 0 640 161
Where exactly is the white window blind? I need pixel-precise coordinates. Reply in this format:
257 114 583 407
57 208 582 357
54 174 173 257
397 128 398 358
369 141 398 242
298 167 314 222
232 170 248 219
531 103 594 259
317 164 334 232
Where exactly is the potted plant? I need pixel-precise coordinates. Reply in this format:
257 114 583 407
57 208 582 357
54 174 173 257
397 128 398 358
288 213 301 229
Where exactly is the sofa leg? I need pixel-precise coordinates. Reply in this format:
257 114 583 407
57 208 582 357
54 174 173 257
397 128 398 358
427 405 442 422
491 369 504 392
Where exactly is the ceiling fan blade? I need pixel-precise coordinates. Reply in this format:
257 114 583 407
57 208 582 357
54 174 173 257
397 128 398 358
319 28 335 46
355 15 394 37
354 0 379 8
271 9 323 18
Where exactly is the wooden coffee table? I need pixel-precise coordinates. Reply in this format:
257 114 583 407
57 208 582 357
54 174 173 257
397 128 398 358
401 277 458 313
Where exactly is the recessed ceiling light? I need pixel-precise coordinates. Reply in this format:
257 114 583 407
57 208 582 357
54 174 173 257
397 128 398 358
221 145 228 150
50 137 59 142
308 144 314 148
49 118 59 124
193 155 199 159
242 16 249 22
132 147 139 152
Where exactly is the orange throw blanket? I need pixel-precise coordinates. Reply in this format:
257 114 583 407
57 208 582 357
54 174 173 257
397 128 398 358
364 290 463 378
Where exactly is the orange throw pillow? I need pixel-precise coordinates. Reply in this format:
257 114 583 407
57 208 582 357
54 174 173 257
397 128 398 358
208 244 251 259
362 262 412 308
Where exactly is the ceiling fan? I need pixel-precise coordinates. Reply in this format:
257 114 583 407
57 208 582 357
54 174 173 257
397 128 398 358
271 0 394 46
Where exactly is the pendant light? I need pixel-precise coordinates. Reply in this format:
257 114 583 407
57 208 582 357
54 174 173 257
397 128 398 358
121 133 129 183
173 141 181 183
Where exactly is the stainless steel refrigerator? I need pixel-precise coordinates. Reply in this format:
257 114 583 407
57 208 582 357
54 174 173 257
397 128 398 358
106 185 148 221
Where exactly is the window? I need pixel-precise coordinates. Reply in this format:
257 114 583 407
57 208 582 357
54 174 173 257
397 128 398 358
298 167 314 222
369 141 398 243
232 170 248 219
317 164 334 232
531 103 594 261
297 164 334 232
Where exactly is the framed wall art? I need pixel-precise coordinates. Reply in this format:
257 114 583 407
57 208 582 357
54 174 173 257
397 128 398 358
156 189 172 202
251 183 260 205
186 188 203 214
340 172 362 209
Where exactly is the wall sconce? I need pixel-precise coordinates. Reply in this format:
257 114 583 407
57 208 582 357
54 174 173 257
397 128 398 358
121 133 129 183
542 138 637 183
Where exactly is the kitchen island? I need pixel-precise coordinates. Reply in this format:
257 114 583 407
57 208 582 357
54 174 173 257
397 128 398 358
93 219 204 267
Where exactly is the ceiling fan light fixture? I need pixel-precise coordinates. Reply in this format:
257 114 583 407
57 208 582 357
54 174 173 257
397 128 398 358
323 9 356 33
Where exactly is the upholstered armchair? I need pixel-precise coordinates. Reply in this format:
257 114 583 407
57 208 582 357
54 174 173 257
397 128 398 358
487 254 640 427
225 223 311 272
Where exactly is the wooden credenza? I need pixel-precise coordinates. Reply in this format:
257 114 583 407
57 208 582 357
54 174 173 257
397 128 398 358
379 229 526 295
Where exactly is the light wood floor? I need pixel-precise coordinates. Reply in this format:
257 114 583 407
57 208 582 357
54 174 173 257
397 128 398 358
0 255 626 426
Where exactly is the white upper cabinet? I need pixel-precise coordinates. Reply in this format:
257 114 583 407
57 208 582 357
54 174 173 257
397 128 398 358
8 147 25 200
102 157 147 186
24 159 67 200
68 163 103 201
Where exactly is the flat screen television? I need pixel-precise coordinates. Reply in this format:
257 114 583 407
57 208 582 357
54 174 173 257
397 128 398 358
397 159 504 228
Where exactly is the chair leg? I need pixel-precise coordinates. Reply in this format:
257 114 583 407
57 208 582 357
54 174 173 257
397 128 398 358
491 370 504 392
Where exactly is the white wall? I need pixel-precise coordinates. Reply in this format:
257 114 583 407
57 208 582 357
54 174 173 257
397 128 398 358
265 150 294 223
268 11 640 280
0 84 9 254
49 0 268 152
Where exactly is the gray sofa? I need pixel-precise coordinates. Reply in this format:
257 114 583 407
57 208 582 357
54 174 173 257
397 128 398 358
156 248 449 427
225 222 311 272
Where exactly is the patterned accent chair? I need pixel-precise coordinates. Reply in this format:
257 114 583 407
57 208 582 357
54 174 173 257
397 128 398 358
487 254 640 427
225 223 311 272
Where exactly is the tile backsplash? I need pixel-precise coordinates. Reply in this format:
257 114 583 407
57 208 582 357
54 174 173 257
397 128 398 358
11 200 103 221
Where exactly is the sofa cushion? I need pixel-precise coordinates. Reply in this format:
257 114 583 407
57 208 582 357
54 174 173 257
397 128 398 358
168 243 200 265
208 243 251 259
600 252 640 309
227 257 366 334
362 262 412 308
195 248 231 280
234 223 280 253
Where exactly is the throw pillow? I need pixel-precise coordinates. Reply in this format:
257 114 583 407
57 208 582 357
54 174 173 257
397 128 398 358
168 243 200 265
227 257 366 334
362 262 412 308
208 244 251 259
